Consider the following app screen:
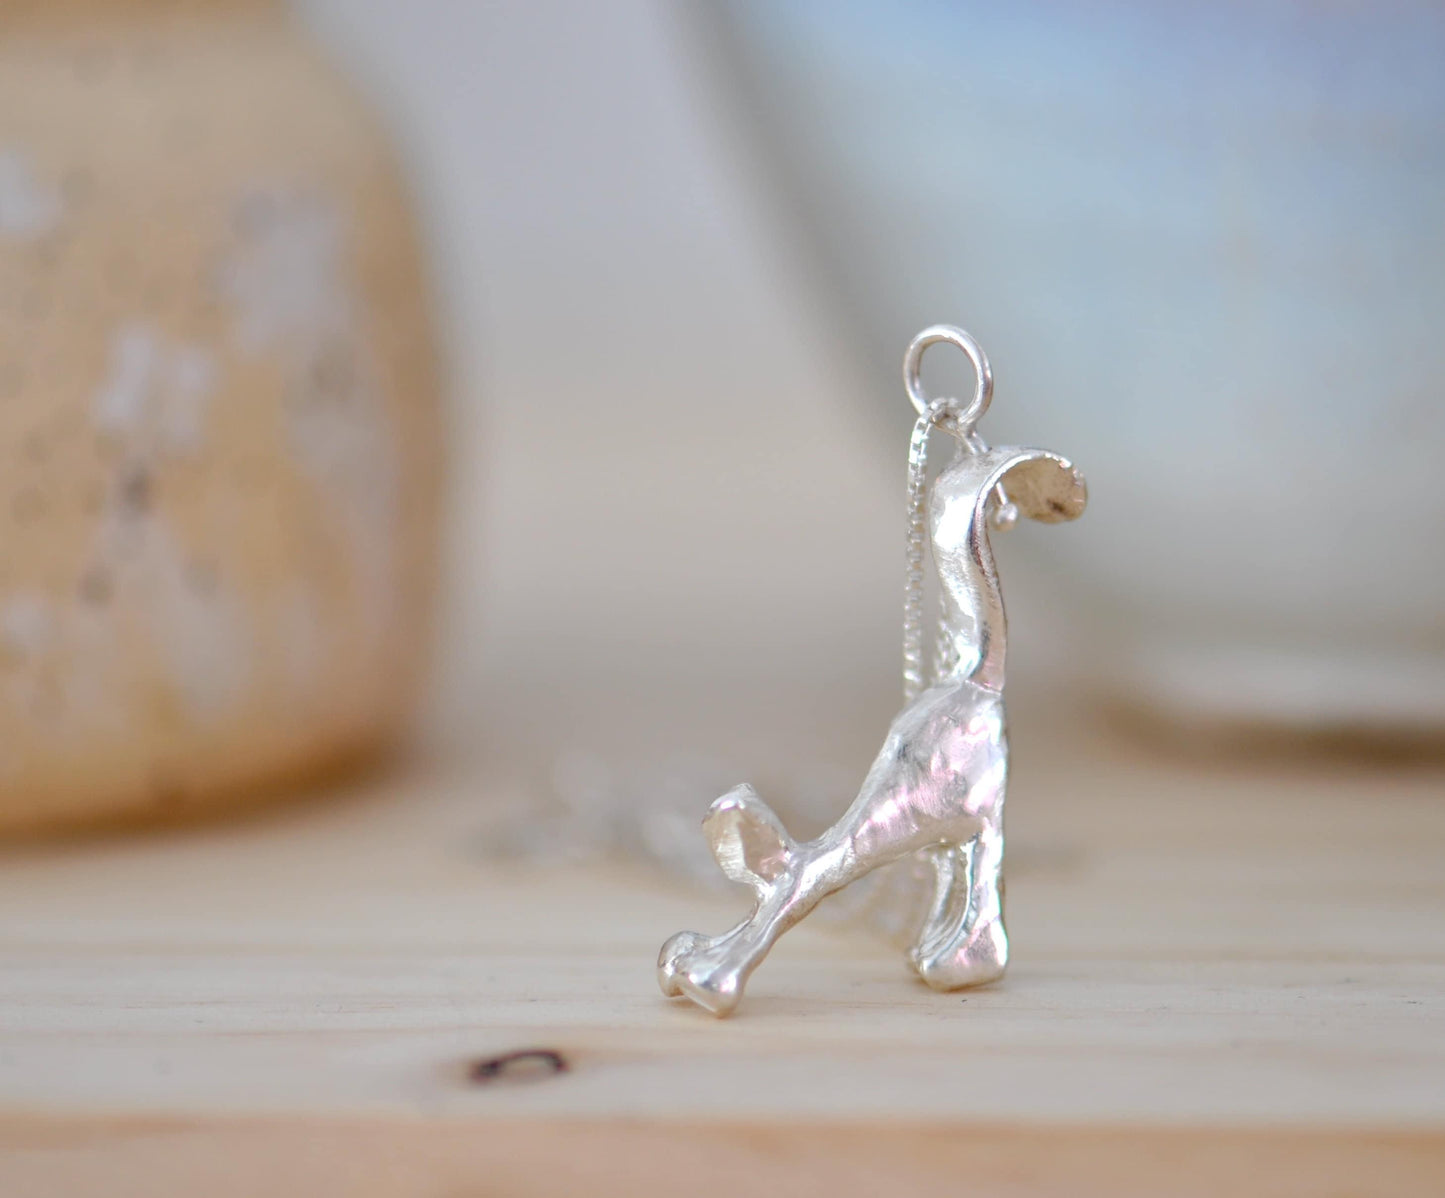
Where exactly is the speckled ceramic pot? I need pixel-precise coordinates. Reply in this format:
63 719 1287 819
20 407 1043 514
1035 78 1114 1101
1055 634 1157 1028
0 0 442 832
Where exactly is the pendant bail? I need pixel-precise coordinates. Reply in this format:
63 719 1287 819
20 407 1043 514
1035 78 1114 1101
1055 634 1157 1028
903 324 994 433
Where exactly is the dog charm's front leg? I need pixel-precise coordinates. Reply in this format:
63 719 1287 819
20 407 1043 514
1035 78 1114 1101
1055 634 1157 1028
657 783 812 1016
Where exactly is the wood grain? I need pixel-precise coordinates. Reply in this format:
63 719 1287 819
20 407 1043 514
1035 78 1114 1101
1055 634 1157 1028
3 1118 1443 1198
0 705 1442 1194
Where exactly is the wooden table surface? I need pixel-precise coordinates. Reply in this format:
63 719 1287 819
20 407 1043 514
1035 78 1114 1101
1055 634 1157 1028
1 694 1442 1197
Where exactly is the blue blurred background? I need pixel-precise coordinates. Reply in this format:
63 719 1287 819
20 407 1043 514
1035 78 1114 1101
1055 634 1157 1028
305 0 1445 746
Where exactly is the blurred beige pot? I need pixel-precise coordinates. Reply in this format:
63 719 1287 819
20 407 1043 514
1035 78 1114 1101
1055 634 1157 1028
0 0 441 832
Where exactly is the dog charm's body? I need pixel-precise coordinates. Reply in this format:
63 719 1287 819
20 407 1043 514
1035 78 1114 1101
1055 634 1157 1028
659 441 1087 1016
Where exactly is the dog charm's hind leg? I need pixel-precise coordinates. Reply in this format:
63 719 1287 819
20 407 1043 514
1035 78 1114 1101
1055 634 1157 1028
908 809 1007 989
912 844 964 942
906 842 971 972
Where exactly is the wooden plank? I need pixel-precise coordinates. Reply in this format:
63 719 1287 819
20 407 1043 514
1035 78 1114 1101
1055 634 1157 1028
3 1117 1444 1198
0 705 1442 1192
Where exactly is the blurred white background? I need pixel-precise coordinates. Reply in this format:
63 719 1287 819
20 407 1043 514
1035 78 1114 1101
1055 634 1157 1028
298 0 923 763
298 1 1445 763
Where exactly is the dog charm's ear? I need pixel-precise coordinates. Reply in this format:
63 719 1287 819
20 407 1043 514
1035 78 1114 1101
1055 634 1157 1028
927 446 1087 691
704 784 797 895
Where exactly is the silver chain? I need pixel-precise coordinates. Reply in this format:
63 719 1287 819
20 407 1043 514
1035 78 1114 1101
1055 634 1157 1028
902 399 962 704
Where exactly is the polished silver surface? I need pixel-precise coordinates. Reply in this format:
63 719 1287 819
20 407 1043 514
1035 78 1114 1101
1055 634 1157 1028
658 326 1086 1016
903 324 993 425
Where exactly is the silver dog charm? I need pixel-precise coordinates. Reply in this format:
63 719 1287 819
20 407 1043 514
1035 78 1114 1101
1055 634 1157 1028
658 326 1087 1016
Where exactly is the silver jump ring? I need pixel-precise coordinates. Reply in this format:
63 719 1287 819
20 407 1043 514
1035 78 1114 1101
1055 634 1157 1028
902 325 993 431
